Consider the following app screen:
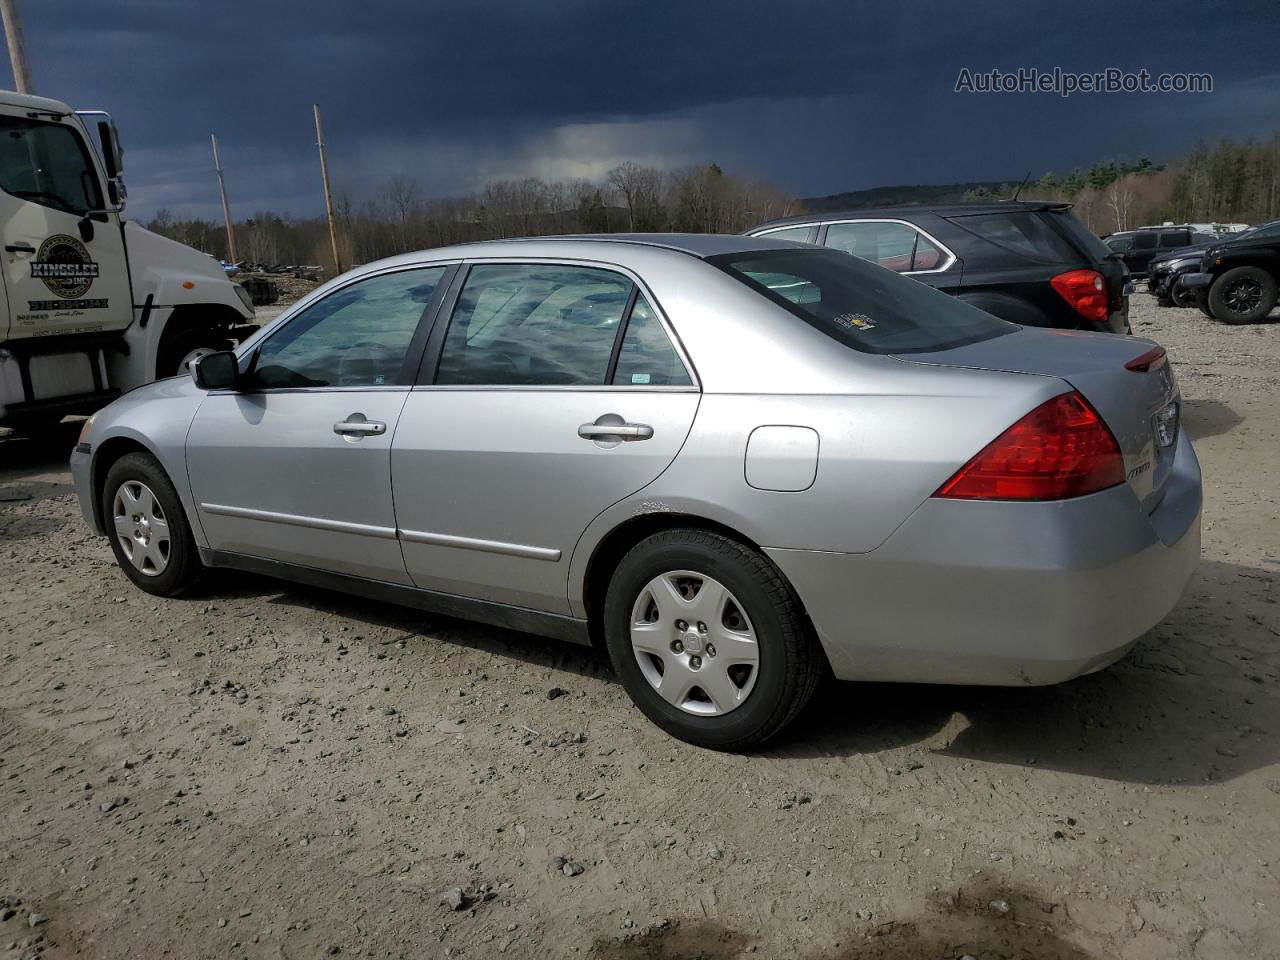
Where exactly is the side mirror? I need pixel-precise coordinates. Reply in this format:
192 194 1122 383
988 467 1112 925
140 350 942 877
192 351 241 390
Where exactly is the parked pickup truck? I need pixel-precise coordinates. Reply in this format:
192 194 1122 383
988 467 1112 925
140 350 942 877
1179 221 1280 324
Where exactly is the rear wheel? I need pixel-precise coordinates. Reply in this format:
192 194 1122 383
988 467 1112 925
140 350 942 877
102 452 203 596
1207 266 1278 325
602 528 822 749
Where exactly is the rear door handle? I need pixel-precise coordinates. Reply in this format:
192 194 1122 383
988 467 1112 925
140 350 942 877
5 243 35 254
578 415 653 442
334 413 386 438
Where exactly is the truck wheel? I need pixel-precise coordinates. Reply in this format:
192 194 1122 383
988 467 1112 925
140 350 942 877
102 452 203 596
158 332 233 378
1170 281 1197 308
1207 267 1278 325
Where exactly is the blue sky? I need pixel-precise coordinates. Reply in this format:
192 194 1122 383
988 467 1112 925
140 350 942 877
8 0 1279 220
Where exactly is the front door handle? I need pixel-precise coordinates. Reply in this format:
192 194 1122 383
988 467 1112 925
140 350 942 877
334 413 386 438
5 242 35 254
578 413 654 444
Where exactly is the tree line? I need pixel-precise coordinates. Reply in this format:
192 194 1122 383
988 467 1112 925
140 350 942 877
966 135 1280 234
145 133 1280 271
145 162 799 274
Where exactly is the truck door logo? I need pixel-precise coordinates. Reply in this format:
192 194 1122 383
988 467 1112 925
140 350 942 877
30 234 100 298
26 234 107 312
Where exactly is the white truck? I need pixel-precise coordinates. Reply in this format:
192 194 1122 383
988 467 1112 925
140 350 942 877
0 90 257 430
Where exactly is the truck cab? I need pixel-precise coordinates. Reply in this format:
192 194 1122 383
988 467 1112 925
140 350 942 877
0 90 256 429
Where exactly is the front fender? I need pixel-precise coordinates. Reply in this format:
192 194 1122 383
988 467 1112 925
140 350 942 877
123 221 253 319
82 376 209 547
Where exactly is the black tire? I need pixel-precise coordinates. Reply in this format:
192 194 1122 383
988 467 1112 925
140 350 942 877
101 452 203 597
157 330 234 379
1169 280 1197 309
1207 266 1278 325
602 528 823 750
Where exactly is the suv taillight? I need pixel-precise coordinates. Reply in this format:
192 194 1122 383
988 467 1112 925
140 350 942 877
1051 269 1108 325
933 391 1125 501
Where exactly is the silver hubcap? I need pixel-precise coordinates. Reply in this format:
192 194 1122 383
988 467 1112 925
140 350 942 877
178 346 215 373
630 570 759 716
112 480 171 576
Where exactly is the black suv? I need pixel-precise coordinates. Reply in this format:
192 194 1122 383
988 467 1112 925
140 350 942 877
1105 226 1217 277
746 202 1130 333
1180 220 1280 324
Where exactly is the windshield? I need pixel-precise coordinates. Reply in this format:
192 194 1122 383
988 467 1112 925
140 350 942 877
710 247 1014 355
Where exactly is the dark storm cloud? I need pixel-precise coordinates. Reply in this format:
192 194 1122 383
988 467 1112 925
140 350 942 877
8 0 1279 218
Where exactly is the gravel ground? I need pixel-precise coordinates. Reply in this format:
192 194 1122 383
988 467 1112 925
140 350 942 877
1 292 1277 960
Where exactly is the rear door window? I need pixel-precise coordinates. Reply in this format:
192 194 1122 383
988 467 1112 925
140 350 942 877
1130 232 1157 250
1158 230 1190 248
947 211 1080 262
755 225 817 244
824 221 946 273
711 247 1012 355
435 264 631 386
611 294 692 386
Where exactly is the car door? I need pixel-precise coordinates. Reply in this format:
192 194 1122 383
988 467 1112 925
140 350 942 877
0 109 131 342
187 264 453 584
1123 231 1157 273
391 261 700 614
821 219 961 292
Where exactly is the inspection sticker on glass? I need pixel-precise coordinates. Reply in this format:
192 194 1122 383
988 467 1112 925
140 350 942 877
833 312 877 332
631 373 651 384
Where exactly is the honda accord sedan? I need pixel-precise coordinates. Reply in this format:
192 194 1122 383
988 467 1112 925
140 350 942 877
71 235 1201 748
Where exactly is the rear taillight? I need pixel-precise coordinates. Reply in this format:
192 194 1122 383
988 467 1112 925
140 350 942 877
933 391 1125 501
1051 269 1108 325
1124 346 1167 372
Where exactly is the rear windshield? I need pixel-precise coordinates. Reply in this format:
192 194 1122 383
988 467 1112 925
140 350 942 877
709 247 1013 355
946 210 1082 263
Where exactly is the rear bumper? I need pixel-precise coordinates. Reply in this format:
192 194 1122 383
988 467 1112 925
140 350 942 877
766 430 1201 686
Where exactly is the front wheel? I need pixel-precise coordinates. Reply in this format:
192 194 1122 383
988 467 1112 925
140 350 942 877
1207 266 1278 325
1169 280 1197 308
158 331 234 378
102 452 204 596
602 528 823 749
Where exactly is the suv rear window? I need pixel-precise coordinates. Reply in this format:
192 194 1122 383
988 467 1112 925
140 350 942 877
710 247 1012 355
946 211 1081 263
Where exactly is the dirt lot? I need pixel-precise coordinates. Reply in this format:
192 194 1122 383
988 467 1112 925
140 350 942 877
1 293 1278 960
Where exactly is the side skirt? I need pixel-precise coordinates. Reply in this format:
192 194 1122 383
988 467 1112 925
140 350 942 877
201 549 591 646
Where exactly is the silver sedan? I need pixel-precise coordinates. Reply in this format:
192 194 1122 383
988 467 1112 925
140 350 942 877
71 235 1201 748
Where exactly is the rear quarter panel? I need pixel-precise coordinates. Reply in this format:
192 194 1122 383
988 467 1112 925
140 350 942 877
567 361 1065 617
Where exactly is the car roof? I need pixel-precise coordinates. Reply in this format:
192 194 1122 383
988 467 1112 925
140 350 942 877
748 200 1073 232
356 233 809 272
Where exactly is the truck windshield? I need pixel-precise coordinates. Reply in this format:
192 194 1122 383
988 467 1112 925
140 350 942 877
0 115 102 215
709 247 1013 355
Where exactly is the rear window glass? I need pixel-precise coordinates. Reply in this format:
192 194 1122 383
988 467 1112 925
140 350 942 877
947 211 1081 263
709 247 1013 355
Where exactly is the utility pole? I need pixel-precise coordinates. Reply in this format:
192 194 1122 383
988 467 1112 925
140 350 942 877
210 134 237 263
313 103 342 275
0 0 33 94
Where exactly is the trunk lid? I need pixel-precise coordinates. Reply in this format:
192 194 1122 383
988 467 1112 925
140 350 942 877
898 327 1180 511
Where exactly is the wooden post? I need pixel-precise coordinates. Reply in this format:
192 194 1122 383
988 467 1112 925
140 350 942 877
0 0 33 94
314 104 342 275
210 134 237 263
